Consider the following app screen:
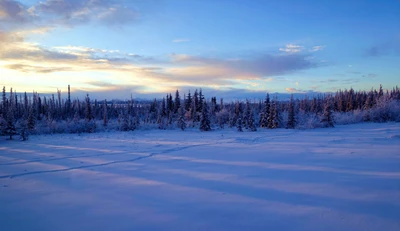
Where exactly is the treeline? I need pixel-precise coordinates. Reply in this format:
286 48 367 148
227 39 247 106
0 85 399 140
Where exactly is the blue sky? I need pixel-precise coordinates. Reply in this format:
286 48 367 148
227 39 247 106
0 0 399 99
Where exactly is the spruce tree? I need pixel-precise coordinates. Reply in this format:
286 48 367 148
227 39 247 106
185 91 192 111
161 97 166 117
85 94 93 121
268 97 281 129
0 114 6 136
260 93 270 128
198 89 204 112
174 90 181 114
200 101 211 131
286 94 296 129
177 104 186 131
193 89 199 112
5 103 16 140
237 116 243 132
27 104 36 131
103 100 108 127
2 86 6 114
244 99 256 131
247 109 257 132
321 96 334 128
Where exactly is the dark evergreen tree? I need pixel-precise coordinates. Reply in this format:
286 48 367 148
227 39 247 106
161 97 166 117
237 116 243 132
321 96 334 128
198 89 204 112
27 104 36 131
191 95 198 122
0 114 6 136
5 101 16 140
177 104 186 131
193 89 199 112
200 101 211 131
174 90 181 114
259 93 270 128
103 100 108 127
185 91 192 111
268 97 281 129
2 86 6 114
286 94 296 129
85 94 93 121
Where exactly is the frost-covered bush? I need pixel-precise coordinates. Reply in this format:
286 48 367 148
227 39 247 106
333 110 364 125
296 112 323 129
370 99 400 122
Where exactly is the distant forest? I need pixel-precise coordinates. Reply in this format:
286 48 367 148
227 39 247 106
1 85 399 141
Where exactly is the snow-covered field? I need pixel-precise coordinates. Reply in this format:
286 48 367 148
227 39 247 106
1 123 399 231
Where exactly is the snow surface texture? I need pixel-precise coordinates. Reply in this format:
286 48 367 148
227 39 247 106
0 123 399 231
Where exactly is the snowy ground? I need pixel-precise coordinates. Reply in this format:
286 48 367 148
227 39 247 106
0 123 400 231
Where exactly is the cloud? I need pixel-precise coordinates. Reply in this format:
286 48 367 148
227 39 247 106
279 44 304 53
320 79 339 83
366 38 400 56
285 87 304 93
172 38 190 43
169 53 317 79
0 42 79 61
310 45 325 52
30 0 140 26
0 0 141 29
363 73 377 78
0 0 31 23
5 63 72 73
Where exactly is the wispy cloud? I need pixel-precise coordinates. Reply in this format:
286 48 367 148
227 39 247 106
310 45 325 52
29 0 140 26
363 73 377 78
285 87 304 93
172 38 190 43
5 63 72 73
0 0 34 23
279 44 304 53
169 53 317 79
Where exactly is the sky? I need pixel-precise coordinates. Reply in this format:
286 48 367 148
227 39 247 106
0 0 399 100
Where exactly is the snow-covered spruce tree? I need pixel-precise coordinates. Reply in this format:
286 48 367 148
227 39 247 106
200 101 211 131
17 118 29 141
84 93 96 133
177 104 186 131
191 95 198 123
103 99 108 127
248 112 257 131
286 94 296 129
185 91 192 111
1 86 6 114
5 103 17 140
321 96 334 128
363 92 373 122
245 100 256 131
237 116 243 132
174 90 181 114
259 93 270 128
5 88 17 140
243 100 250 129
198 89 204 113
267 97 281 129
0 114 6 136
193 89 199 112
27 104 36 131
